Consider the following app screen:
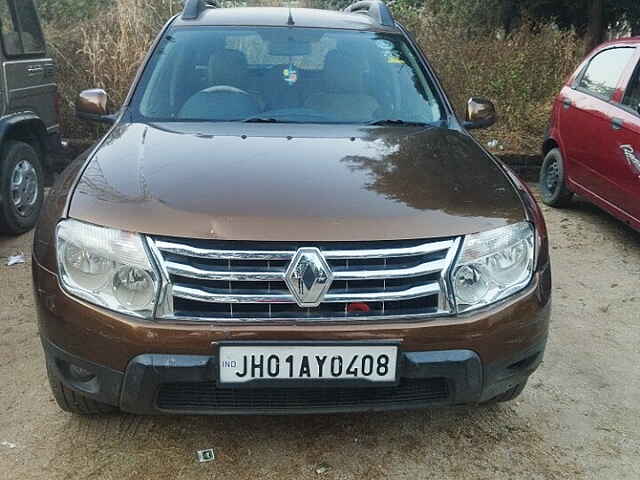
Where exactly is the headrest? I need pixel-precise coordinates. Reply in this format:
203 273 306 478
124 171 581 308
322 50 366 94
208 49 250 89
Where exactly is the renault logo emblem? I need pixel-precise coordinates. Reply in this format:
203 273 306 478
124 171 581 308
284 248 334 307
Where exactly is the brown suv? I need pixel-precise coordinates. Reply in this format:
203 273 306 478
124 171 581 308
33 0 551 415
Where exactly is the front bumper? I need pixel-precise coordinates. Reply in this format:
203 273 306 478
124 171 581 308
43 337 546 415
34 256 551 414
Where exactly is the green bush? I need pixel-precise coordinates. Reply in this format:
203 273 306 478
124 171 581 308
391 2 581 151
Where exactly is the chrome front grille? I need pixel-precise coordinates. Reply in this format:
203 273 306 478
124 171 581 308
148 237 461 322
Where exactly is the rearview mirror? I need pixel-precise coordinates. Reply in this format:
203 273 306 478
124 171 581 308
464 97 497 130
268 41 312 56
76 89 116 124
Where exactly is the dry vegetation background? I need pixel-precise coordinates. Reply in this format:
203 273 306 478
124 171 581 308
44 0 583 154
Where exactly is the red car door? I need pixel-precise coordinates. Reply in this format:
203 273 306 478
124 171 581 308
560 47 637 199
610 54 640 223
557 82 601 193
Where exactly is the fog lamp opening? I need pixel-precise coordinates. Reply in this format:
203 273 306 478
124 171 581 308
69 363 95 382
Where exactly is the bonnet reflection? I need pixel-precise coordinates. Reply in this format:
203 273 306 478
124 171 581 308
343 127 518 219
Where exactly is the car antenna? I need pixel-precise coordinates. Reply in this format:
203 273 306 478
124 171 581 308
287 0 295 25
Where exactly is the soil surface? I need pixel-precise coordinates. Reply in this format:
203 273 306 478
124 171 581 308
1 189 639 480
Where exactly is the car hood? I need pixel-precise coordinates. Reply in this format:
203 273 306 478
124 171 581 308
69 122 525 241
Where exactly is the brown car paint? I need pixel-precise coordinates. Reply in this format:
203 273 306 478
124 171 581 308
73 124 523 241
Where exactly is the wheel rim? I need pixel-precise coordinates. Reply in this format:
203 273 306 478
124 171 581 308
10 159 39 218
543 158 560 195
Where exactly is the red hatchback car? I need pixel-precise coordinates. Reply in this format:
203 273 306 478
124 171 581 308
541 37 640 231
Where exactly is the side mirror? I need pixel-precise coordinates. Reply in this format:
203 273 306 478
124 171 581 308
463 97 497 130
76 89 116 124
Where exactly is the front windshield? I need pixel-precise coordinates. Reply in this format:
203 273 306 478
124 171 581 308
132 26 445 125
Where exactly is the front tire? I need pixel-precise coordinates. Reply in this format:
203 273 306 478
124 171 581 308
0 140 45 234
539 148 573 208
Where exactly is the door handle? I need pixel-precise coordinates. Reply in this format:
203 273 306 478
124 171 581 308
612 117 624 130
27 65 44 75
562 98 572 109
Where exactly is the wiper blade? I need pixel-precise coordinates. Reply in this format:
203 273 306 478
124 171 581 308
367 119 430 126
243 117 281 123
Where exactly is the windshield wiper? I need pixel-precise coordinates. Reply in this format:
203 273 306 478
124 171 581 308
367 119 430 127
243 117 280 123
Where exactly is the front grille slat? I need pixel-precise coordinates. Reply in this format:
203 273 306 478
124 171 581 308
173 285 293 304
155 239 454 261
149 237 460 322
322 240 454 259
166 260 283 281
325 283 441 303
171 281 442 305
166 258 448 282
333 258 448 280
155 240 295 260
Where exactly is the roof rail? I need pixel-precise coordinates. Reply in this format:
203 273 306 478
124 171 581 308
182 0 219 20
344 0 395 27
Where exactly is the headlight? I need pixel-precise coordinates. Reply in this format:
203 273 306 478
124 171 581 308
452 222 535 313
56 219 159 318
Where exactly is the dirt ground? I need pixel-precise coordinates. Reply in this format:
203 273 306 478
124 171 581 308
1 189 639 480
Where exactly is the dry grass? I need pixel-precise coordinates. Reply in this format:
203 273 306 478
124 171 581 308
47 0 582 153
45 0 182 139
413 18 581 152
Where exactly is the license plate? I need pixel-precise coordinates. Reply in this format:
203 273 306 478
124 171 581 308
218 344 398 386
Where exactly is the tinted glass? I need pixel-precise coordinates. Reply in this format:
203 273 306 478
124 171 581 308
14 0 45 53
0 0 44 56
622 63 640 112
133 27 444 125
0 0 21 56
579 48 635 100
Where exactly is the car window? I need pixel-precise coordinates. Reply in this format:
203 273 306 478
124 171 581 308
0 0 45 57
622 63 640 113
134 27 445 125
0 0 19 55
578 47 635 100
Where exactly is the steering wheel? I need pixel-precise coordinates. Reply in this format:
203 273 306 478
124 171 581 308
202 85 251 96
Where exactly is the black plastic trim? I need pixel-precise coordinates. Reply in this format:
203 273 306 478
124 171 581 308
119 348 483 414
42 337 548 415
480 336 547 402
344 1 395 27
182 0 218 20
42 339 123 407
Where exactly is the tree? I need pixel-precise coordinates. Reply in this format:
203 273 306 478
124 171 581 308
585 0 605 52
624 2 640 36
466 0 639 51
501 0 519 35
